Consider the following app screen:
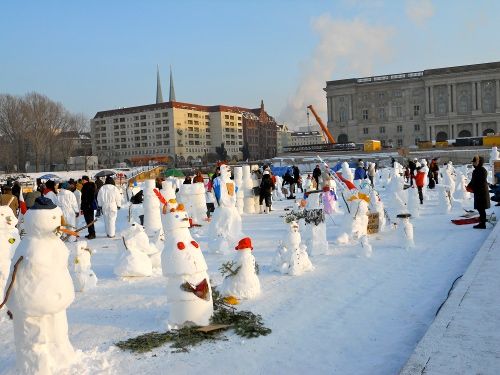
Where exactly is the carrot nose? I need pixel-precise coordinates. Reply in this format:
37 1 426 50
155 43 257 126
58 226 80 237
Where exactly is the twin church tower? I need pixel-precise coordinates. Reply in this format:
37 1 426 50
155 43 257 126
156 65 176 104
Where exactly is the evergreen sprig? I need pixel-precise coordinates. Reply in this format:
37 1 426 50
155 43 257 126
115 287 271 353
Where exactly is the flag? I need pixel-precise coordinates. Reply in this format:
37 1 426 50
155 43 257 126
335 173 357 190
19 189 27 215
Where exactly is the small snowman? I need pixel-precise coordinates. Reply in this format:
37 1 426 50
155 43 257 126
437 185 451 214
161 203 213 327
407 187 420 218
0 205 20 299
220 237 261 299
114 223 154 277
142 179 163 237
274 221 313 276
301 191 329 256
6 197 76 374
369 190 387 231
396 214 415 250
69 241 98 292
350 199 369 240
340 161 354 183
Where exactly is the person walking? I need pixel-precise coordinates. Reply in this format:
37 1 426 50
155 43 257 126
43 180 58 205
80 175 96 239
97 176 122 238
367 162 376 187
312 165 321 190
94 177 104 217
193 171 204 183
415 163 426 204
467 155 491 229
408 158 417 186
259 171 275 213
429 158 439 185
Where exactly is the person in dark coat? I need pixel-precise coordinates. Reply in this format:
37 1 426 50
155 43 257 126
312 165 321 190
81 175 97 239
467 155 490 229
283 171 295 199
259 171 275 213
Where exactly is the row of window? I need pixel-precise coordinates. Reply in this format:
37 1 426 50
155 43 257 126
358 105 421 121
362 124 421 134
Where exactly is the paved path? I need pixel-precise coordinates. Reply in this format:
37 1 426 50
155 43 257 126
401 217 500 374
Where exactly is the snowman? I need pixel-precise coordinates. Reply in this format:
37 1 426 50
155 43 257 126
396 214 415 250
142 179 163 237
208 164 243 253
114 223 154 277
233 166 244 214
220 237 261 299
340 161 354 183
69 241 98 292
300 191 329 255
242 165 256 214
407 187 420 218
273 221 313 276
0 205 20 299
369 190 387 231
6 197 76 374
161 203 213 327
177 182 207 226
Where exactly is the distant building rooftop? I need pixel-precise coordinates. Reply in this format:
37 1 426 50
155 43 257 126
290 131 321 137
326 61 500 87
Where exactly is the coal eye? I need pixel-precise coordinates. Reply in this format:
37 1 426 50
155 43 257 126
175 215 179 218
52 216 56 219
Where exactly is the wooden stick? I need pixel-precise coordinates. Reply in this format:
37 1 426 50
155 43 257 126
0 256 24 310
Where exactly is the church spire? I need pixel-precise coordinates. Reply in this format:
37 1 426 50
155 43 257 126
156 65 163 104
169 65 176 102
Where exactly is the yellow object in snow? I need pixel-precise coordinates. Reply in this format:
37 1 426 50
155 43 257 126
347 193 370 203
74 257 79 264
8 238 16 244
223 296 239 305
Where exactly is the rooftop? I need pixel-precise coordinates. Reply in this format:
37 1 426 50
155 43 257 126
326 61 500 87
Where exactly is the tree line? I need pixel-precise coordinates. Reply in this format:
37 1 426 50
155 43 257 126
0 92 89 173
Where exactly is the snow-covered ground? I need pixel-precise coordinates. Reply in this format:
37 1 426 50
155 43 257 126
0 179 496 374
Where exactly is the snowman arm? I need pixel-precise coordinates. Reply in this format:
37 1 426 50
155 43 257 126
0 256 24 311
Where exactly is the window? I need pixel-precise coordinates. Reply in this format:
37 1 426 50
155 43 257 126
395 106 402 118
362 109 368 120
140 115 146 120
363 127 369 134
397 125 403 133
339 108 347 122
378 107 385 120
414 105 420 116
397 139 403 147
188 113 193 118
415 137 421 144
414 124 420 131
162 112 168 117
393 90 402 98
155 113 161 118
380 126 386 134
162 119 168 124
378 92 385 100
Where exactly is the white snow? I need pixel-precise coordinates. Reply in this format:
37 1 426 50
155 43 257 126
0 165 498 374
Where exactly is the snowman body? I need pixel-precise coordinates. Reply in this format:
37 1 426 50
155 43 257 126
7 206 76 375
221 248 261 299
114 223 153 277
142 179 163 236
0 205 20 298
162 208 213 327
209 165 242 253
178 182 207 225
69 240 97 292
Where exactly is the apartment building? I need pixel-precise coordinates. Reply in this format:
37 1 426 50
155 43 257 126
91 101 245 165
325 61 500 147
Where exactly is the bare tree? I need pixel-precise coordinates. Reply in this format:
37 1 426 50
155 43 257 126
0 95 28 172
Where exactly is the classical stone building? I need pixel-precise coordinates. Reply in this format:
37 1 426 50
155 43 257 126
325 61 500 147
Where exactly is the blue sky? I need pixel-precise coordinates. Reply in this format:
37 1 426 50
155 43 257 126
1 0 498 128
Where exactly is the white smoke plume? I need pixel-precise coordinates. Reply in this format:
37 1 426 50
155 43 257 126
279 16 393 129
406 0 435 26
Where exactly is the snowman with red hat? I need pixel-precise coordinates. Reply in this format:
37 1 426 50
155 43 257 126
220 237 261 300
161 202 213 327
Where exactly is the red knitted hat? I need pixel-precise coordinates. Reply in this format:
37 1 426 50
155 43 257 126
235 237 253 250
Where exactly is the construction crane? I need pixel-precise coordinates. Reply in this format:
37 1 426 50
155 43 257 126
307 105 335 144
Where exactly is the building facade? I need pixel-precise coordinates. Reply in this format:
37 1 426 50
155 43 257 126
91 100 278 165
325 62 500 147
241 101 277 160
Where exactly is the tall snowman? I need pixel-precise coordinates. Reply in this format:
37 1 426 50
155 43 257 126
161 203 213 327
6 197 76 375
142 179 163 237
233 166 244 214
208 164 243 253
220 237 261 299
0 205 20 299
242 165 256 214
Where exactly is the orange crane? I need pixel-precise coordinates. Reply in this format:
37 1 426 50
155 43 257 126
307 105 336 144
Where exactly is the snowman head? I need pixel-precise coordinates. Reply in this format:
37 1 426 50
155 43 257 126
24 197 63 236
235 237 253 252
0 205 18 230
163 204 190 231
288 220 300 234
219 164 230 179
